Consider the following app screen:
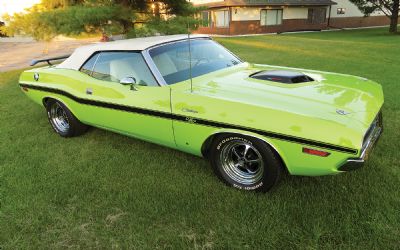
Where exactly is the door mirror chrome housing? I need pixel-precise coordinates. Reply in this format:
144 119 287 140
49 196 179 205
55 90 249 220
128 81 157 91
120 77 138 91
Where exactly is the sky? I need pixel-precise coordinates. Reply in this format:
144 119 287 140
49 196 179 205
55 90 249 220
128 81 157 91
0 0 221 19
0 0 41 19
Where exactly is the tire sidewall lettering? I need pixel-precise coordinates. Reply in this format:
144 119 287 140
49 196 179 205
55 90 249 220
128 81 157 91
216 136 252 151
233 182 263 190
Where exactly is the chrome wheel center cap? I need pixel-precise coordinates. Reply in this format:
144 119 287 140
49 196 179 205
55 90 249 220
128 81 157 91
220 140 265 185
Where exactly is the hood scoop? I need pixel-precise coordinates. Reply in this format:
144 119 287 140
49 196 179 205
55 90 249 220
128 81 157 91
250 70 314 84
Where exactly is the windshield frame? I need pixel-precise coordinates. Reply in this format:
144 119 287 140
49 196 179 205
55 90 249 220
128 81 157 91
142 37 243 86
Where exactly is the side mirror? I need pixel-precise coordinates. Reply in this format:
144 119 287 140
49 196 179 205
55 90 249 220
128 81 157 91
120 77 138 91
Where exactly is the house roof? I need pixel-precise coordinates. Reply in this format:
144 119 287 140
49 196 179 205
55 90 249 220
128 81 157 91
57 34 209 70
195 0 337 8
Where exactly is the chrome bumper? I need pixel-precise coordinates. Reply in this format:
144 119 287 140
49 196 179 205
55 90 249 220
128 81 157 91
338 113 383 172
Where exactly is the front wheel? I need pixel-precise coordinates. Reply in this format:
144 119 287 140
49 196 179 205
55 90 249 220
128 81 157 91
210 134 283 192
46 99 88 137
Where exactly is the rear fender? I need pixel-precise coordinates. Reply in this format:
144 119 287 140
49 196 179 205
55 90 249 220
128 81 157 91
39 94 80 118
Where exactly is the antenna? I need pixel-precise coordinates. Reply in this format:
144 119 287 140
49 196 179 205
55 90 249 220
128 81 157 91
187 21 193 93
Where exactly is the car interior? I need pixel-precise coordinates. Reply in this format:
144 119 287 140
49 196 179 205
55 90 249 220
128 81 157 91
90 52 158 87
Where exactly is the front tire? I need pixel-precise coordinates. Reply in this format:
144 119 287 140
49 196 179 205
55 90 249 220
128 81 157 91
210 134 282 192
46 99 88 137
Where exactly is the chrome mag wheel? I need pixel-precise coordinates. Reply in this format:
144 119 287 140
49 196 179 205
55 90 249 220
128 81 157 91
219 140 264 185
49 102 70 133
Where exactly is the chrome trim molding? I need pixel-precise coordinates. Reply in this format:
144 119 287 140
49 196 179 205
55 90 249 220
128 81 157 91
141 50 168 86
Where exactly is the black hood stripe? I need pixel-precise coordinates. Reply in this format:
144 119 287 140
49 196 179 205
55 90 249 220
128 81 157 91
20 83 358 154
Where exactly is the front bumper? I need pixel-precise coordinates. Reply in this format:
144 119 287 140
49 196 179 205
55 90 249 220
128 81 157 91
338 112 383 172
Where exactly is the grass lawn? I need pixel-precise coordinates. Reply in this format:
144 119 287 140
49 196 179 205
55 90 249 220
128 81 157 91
1 27 399 249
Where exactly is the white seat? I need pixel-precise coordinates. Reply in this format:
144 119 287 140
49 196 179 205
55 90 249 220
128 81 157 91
109 59 139 83
152 53 178 76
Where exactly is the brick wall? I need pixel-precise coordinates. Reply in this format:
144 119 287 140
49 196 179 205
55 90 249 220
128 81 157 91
230 20 328 34
196 26 231 35
194 15 396 35
329 16 391 29
195 19 328 35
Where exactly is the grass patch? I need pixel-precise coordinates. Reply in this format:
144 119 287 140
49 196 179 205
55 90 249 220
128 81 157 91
1 27 399 248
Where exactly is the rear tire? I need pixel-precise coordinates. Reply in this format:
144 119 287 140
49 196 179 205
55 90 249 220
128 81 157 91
210 134 282 192
46 99 88 137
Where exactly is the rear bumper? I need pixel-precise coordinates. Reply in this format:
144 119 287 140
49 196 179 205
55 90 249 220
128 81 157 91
338 157 366 172
338 114 383 172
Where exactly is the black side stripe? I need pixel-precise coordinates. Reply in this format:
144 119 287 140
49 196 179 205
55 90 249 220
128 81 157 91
20 83 358 155
21 83 173 119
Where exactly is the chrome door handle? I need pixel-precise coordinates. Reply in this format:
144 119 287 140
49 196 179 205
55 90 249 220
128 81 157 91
182 108 198 114
86 88 93 95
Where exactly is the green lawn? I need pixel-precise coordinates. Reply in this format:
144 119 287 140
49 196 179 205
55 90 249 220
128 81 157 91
1 28 399 249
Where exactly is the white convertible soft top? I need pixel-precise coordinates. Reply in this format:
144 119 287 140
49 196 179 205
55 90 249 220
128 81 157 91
57 34 209 70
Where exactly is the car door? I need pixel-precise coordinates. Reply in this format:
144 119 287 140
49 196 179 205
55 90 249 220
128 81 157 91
78 51 175 148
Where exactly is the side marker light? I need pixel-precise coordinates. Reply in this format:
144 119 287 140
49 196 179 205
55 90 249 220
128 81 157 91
302 147 331 157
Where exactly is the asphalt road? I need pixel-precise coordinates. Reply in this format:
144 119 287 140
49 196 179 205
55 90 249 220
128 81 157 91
0 37 98 72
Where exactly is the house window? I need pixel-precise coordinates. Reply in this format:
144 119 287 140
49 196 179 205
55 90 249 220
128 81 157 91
201 11 211 27
308 8 327 24
214 10 229 27
260 9 283 26
337 8 346 15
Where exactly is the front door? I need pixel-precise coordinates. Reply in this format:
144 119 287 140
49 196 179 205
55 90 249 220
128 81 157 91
78 51 175 148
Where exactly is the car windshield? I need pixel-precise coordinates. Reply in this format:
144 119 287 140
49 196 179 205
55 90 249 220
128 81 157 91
149 39 242 85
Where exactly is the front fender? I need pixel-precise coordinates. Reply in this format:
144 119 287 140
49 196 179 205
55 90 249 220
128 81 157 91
200 128 288 165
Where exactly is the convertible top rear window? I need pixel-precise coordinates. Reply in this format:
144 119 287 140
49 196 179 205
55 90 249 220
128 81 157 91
149 39 242 85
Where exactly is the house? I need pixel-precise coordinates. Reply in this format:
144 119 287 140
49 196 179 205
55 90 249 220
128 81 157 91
190 0 390 35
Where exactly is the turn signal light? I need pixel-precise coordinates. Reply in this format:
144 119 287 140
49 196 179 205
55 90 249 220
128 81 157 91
302 147 331 157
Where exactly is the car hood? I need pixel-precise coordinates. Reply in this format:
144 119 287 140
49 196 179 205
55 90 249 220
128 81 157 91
189 63 384 128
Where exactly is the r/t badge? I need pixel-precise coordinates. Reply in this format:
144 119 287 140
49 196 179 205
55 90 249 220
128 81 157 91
185 117 197 123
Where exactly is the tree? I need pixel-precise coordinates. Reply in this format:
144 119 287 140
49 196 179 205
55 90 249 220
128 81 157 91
349 0 399 33
2 0 201 40
127 15 202 38
0 21 6 37
3 4 133 40
161 0 196 16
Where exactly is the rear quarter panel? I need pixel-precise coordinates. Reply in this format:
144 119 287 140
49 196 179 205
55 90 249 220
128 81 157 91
19 67 176 148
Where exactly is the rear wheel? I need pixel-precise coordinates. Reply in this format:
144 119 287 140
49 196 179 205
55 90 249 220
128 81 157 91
46 99 88 137
210 134 282 192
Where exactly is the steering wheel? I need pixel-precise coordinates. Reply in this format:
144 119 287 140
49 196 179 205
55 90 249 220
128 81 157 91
194 58 210 67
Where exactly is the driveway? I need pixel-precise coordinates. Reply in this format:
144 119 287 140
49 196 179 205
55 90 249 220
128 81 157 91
0 37 98 72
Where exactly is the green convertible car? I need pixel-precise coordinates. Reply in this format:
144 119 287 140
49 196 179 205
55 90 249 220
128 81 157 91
19 35 383 192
